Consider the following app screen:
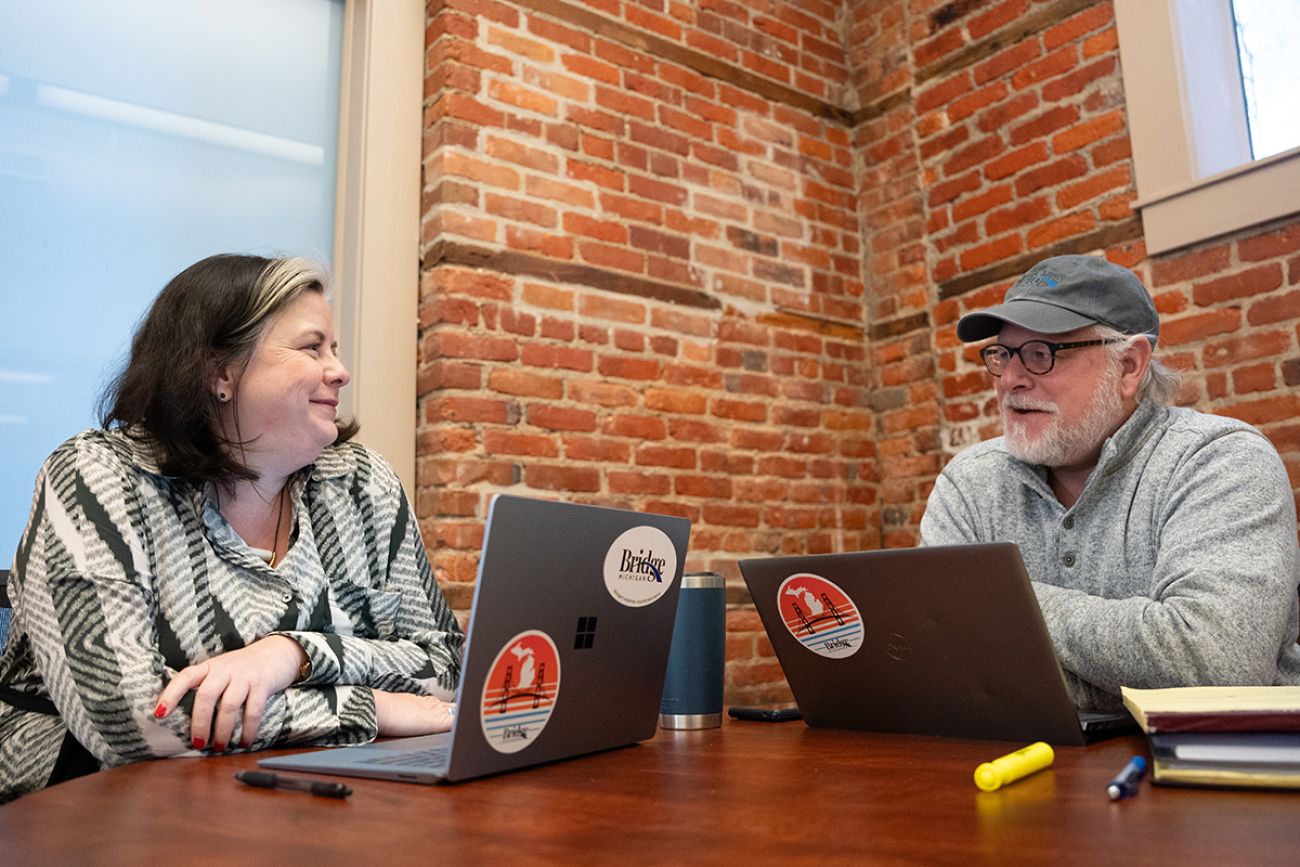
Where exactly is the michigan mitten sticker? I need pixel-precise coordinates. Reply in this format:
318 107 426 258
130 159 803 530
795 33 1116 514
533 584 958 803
480 630 561 754
603 525 677 607
777 573 863 659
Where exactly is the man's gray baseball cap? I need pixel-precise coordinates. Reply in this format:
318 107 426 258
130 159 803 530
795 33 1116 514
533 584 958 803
956 255 1159 343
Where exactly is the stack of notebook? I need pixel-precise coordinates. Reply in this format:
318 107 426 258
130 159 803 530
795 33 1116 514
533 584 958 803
1121 686 1300 789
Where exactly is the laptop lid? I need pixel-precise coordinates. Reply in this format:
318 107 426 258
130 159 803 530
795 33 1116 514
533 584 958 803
738 543 1096 746
261 494 691 782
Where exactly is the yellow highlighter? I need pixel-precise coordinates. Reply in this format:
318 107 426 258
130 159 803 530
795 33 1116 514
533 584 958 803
974 742 1054 792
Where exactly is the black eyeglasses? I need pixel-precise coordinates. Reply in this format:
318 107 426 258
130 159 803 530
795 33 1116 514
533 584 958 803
979 339 1124 376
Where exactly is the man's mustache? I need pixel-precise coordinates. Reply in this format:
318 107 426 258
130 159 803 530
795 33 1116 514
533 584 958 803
1001 395 1057 413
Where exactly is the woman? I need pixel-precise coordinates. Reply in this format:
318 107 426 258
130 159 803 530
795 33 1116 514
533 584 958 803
0 254 463 802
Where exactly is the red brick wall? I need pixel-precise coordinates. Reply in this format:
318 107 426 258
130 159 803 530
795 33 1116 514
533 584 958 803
851 0 1299 557
419 0 1300 705
573 0 852 103
420 0 875 703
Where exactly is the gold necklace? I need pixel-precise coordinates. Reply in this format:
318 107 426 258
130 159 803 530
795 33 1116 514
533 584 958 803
268 486 287 568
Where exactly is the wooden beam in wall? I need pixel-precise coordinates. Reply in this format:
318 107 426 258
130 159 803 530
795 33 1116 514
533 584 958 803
851 0 1102 127
430 3 1145 325
762 309 864 340
868 310 930 341
847 90 912 131
423 240 722 310
500 0 1109 128
936 216 1145 300
915 0 1101 85
508 0 851 124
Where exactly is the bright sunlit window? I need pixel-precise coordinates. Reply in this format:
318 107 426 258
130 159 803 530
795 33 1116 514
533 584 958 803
0 0 344 555
1233 0 1300 159
1115 0 1300 254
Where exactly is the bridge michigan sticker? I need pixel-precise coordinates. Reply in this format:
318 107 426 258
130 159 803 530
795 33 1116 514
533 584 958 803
480 629 561 754
776 573 864 659
603 525 677 607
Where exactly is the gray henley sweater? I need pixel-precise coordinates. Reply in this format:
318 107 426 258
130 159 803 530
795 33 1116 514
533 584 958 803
921 401 1300 712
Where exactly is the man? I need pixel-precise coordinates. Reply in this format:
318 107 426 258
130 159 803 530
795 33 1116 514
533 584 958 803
920 254 1300 711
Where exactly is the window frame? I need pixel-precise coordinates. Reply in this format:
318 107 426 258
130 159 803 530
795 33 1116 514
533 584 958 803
1114 0 1300 255
332 0 422 491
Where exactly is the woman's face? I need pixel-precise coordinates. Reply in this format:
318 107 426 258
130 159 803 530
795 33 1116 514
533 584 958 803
218 290 350 478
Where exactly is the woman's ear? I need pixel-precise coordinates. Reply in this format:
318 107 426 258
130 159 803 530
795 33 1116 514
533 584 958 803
210 360 236 403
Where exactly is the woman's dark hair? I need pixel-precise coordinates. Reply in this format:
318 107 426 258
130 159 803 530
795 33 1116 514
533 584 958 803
100 254 359 484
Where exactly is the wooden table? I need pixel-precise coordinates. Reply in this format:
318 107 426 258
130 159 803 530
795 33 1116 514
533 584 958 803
3 720 1297 865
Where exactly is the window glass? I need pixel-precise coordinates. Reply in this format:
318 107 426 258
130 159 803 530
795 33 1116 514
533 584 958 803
0 0 344 555
1233 0 1300 159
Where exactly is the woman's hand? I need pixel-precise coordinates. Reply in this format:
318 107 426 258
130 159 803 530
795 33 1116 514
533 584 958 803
373 690 456 737
154 635 307 751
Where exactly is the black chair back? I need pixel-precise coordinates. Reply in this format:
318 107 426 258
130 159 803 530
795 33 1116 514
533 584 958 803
0 569 10 646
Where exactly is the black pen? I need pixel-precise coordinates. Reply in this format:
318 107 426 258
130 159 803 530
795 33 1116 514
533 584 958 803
1106 755 1147 800
235 770 352 799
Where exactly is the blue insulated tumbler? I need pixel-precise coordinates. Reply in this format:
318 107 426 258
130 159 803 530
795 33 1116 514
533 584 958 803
659 572 726 729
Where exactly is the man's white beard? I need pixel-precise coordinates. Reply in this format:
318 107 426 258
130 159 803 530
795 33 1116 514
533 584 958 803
1000 362 1127 467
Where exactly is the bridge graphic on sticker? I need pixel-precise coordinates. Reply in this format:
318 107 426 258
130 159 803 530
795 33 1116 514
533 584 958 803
776 573 864 659
480 629 561 754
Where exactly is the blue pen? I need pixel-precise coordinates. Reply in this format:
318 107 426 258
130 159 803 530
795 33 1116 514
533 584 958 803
1107 755 1147 800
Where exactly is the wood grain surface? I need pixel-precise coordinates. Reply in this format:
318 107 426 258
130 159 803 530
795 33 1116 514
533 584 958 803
3 719 1297 865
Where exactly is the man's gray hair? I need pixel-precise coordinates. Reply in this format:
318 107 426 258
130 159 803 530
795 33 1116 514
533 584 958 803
1093 324 1181 406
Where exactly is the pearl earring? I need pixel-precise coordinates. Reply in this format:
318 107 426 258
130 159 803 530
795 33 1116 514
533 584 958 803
218 391 229 402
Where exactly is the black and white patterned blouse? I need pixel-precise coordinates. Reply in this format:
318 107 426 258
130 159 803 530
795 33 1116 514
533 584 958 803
0 428 463 802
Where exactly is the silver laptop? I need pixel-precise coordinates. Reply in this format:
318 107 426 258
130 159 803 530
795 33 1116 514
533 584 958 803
738 543 1132 746
261 494 691 783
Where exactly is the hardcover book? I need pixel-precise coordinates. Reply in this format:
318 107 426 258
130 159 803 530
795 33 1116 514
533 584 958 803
1121 686 1300 733
1121 686 1300 790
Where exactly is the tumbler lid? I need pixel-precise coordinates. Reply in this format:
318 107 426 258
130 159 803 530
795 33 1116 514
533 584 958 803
681 571 724 589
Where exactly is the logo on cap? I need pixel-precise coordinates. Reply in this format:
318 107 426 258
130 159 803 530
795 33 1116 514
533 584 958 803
1019 268 1060 289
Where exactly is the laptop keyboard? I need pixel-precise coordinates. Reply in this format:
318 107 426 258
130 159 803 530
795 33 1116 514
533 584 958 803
1078 710 1136 733
360 745 452 768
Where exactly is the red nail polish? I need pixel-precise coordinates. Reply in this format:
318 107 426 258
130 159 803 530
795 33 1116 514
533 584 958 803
213 742 225 753
154 704 166 719
193 738 205 750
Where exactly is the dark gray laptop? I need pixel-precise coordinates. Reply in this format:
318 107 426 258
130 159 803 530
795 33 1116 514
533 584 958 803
261 494 691 783
738 543 1132 746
